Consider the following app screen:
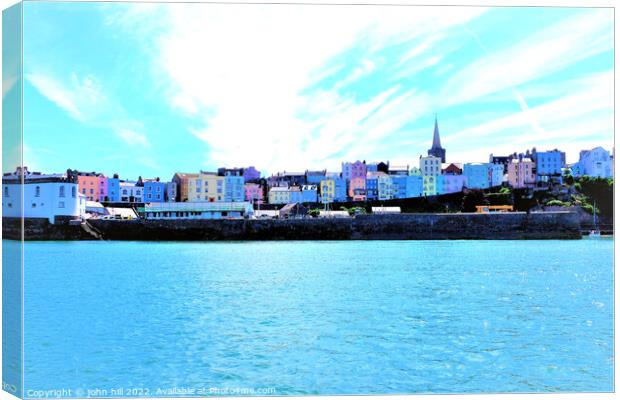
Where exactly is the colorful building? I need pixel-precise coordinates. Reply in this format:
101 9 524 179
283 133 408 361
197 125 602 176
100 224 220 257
165 182 177 202
463 163 491 189
342 161 367 182
507 157 536 188
391 175 408 199
438 174 467 194
242 166 261 182
405 173 424 198
319 179 335 203
571 147 613 178
301 185 318 203
244 182 264 204
365 171 384 201
420 155 441 196
349 176 366 201
189 171 226 202
535 149 565 184
77 171 108 202
107 174 120 202
3 167 85 224
172 172 199 202
143 179 167 202
119 181 143 202
268 186 290 204
218 168 245 202
140 201 253 220
305 170 326 185
377 174 394 200
489 163 504 187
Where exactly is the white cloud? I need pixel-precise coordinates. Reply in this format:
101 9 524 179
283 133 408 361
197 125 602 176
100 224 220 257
113 4 486 171
116 128 150 147
26 73 90 121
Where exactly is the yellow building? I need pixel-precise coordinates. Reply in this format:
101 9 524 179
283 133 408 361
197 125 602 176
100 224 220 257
319 179 335 203
172 172 199 202
420 155 441 196
188 171 225 202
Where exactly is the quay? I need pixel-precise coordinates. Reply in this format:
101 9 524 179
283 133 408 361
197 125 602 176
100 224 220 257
3 211 582 241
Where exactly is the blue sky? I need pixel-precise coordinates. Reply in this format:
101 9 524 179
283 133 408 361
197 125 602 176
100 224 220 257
18 3 613 180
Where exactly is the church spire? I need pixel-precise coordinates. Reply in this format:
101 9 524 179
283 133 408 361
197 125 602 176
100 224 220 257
427 114 446 163
432 114 441 149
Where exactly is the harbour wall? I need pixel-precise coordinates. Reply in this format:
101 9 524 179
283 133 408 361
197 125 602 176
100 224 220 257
3 211 582 241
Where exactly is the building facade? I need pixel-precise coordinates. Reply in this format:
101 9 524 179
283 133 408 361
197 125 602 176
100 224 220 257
143 179 167 202
244 182 264 204
3 167 85 224
463 163 491 189
140 201 253 220
107 174 120 202
507 157 536 188
571 147 613 178
301 185 318 203
77 172 108 202
172 172 199 202
119 181 143 202
535 149 565 184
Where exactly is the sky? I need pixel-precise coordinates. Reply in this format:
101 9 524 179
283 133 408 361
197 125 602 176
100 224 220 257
16 3 614 179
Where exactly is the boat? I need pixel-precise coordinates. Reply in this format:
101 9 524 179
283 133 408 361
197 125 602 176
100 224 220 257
588 201 601 238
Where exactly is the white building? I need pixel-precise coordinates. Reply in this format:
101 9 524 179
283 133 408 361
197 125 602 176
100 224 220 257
140 201 253 219
119 181 143 202
571 147 613 178
2 167 85 224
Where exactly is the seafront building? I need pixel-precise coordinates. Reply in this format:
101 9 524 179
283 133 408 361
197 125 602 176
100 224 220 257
420 155 441 196
218 168 245 202
107 174 121 202
188 171 225 202
140 202 253 220
120 181 143 202
301 185 318 203
571 146 614 178
2 167 86 224
244 182 264 204
463 163 491 189
507 157 536 189
534 149 566 184
143 178 167 202
172 172 199 202
77 171 108 202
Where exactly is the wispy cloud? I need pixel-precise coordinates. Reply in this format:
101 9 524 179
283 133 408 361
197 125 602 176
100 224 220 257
117 128 150 147
108 4 486 171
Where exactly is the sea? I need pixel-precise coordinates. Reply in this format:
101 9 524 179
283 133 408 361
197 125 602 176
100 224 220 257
8 239 614 396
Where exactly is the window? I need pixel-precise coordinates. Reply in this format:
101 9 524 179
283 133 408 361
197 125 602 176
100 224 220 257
59 186 66 197
35 186 41 197
90 188 94 194
32 203 36 208
58 201 65 208
82 189 86 194
4 186 8 197
72 187 76 198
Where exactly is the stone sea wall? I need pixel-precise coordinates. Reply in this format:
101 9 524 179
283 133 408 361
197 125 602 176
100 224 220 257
2 211 582 241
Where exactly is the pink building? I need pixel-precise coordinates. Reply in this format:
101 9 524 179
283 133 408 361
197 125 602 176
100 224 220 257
77 172 108 202
342 160 367 181
349 176 366 201
244 182 264 204
507 158 536 188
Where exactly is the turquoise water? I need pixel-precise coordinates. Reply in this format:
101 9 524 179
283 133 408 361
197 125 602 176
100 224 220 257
20 240 613 396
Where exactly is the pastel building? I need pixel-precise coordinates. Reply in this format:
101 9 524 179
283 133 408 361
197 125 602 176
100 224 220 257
119 181 143 202
365 171 385 201
242 166 261 182
189 172 225 202
163 182 177 202
172 172 199 202
218 168 245 202
489 163 505 187
77 172 108 202
305 170 326 185
438 174 467 194
420 155 441 196
320 174 347 203
377 174 394 200
342 161 367 182
535 149 565 183
143 179 166 202
269 186 290 204
405 174 424 198
463 163 491 189
349 176 366 202
508 157 536 188
107 174 120 202
391 175 408 199
571 147 613 178
244 182 264 203
289 186 302 203
3 167 86 224
301 185 318 203
141 202 253 220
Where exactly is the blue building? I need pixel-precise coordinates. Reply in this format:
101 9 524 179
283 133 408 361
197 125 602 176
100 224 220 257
534 149 565 184
218 168 245 202
289 186 303 203
366 172 381 201
301 185 318 203
326 173 347 202
463 163 491 189
107 174 120 202
306 170 326 185
143 179 167 202
405 175 423 198
391 175 408 199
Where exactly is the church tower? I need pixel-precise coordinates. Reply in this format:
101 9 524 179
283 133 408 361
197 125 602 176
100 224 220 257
427 115 446 163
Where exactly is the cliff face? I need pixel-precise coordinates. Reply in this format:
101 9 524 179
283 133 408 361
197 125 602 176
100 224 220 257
2 212 582 241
